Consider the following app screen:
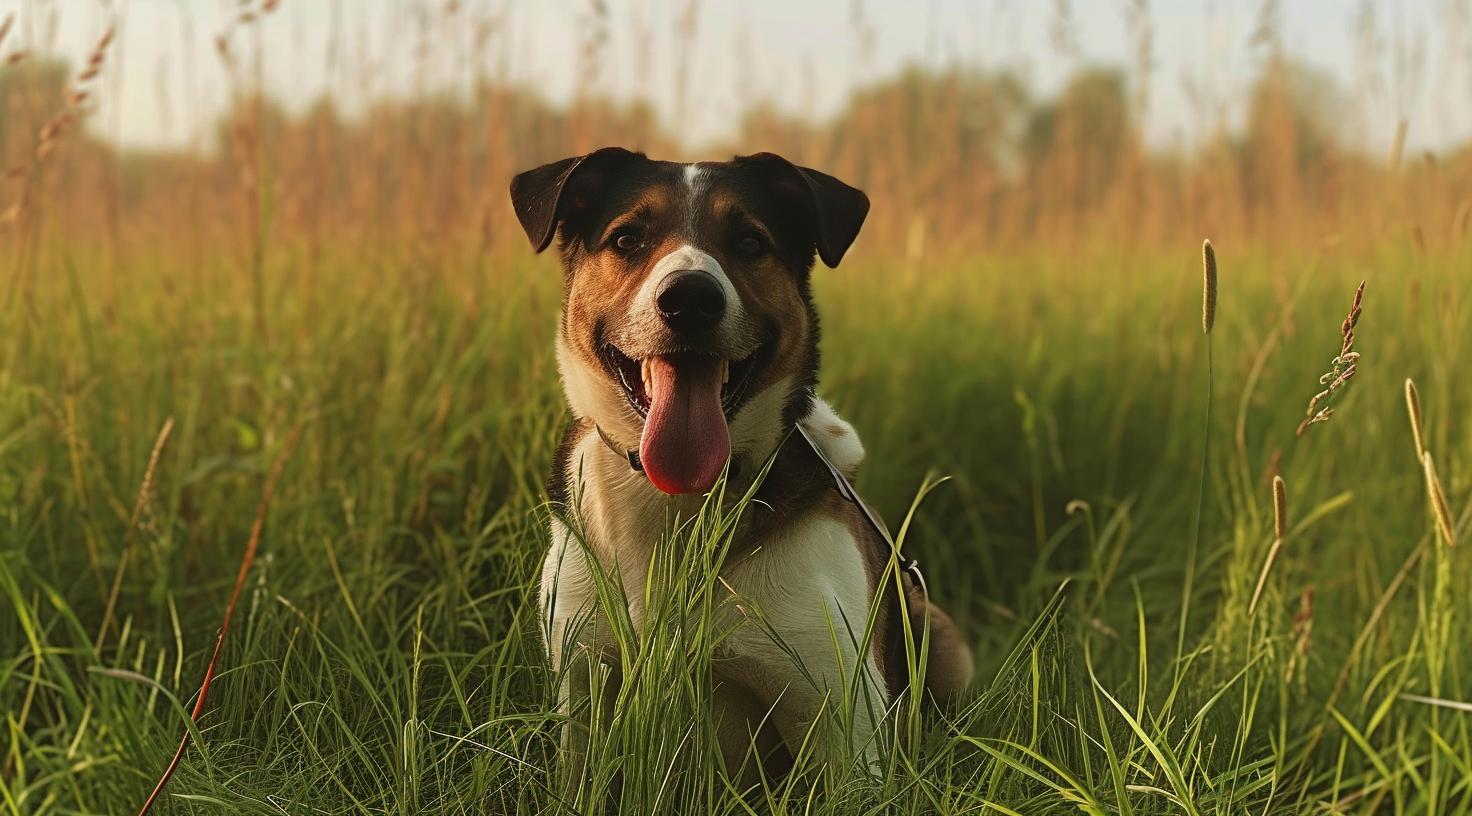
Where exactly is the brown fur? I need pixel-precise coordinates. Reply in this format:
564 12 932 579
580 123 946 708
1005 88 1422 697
514 149 972 782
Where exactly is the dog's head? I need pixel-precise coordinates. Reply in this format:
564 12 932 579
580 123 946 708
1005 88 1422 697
510 148 868 496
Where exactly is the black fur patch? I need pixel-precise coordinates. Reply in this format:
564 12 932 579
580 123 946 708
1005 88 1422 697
546 417 591 514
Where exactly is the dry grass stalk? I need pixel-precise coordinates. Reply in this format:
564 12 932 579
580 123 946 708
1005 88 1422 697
0 13 13 48
129 418 175 528
1284 587 1314 680
1423 453 1456 548
94 418 176 652
1201 239 1218 334
1248 475 1288 616
1406 378 1455 548
78 48 105 80
31 24 114 164
1405 378 1425 458
1293 587 1313 642
1296 280 1365 436
136 427 302 816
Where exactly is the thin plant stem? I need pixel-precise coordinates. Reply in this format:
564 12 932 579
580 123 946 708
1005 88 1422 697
1178 335 1211 676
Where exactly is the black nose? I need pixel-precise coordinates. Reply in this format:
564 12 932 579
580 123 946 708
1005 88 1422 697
656 270 726 333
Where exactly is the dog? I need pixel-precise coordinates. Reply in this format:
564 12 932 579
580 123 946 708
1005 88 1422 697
510 148 972 785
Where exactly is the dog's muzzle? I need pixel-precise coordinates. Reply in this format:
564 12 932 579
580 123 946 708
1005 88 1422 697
655 270 726 335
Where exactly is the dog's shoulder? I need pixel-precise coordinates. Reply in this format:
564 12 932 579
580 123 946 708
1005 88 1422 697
799 397 864 479
546 416 594 511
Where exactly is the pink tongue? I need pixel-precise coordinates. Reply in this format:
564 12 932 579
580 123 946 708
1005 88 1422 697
639 355 731 495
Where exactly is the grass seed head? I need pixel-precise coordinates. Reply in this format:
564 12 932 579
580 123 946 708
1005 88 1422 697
1273 475 1287 541
1341 281 1364 353
129 418 176 528
1296 280 1366 436
1405 378 1425 458
1201 239 1217 334
1249 474 1290 617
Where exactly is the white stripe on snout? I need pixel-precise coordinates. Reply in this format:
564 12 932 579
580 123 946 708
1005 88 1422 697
629 244 747 346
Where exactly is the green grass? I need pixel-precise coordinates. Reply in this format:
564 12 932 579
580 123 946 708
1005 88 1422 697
2 238 1469 814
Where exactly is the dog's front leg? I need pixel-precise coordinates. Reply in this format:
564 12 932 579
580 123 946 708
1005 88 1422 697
727 606 888 776
551 641 620 804
748 641 886 775
724 516 891 775
541 521 621 805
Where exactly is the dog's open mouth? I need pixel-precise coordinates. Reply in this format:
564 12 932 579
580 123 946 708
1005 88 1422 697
600 344 765 495
602 345 763 419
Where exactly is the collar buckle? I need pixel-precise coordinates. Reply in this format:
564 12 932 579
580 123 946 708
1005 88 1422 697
595 424 642 472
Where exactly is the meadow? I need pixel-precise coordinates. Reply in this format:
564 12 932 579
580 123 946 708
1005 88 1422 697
3 231 1469 813
3 2 1472 813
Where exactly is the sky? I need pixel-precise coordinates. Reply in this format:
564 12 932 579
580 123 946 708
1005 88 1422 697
4 0 1469 155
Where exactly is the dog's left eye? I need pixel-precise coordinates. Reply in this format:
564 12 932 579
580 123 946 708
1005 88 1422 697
735 234 766 256
611 230 644 254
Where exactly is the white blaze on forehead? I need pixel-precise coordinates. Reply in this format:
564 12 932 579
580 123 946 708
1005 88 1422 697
681 163 708 232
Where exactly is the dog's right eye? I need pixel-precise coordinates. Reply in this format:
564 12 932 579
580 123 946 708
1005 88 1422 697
612 230 644 254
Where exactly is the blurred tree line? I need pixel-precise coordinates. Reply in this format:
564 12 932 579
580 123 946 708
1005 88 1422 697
2 52 1467 260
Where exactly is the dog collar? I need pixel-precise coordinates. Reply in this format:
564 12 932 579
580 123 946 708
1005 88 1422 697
594 424 642 472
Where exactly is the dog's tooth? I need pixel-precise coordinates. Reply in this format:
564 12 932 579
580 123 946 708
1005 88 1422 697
722 360 730 384
640 359 652 393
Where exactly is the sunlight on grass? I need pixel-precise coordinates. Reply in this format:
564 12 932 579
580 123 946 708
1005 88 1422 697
2 238 1469 812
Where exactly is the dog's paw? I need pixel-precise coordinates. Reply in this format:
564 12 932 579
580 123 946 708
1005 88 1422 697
801 398 865 478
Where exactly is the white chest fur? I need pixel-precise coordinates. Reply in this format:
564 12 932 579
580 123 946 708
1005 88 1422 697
539 398 885 766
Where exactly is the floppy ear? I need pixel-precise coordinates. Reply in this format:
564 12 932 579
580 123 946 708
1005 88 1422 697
737 152 870 267
509 147 644 253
